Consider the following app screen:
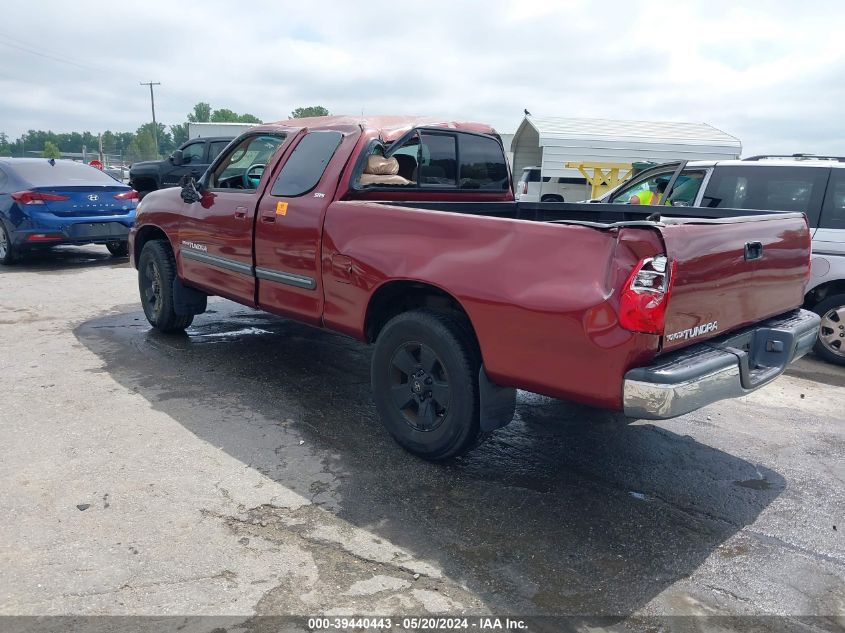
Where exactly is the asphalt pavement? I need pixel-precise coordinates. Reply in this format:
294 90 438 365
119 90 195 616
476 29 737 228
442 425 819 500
0 246 842 631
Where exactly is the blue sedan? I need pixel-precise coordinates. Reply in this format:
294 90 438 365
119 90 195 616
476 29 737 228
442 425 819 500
0 158 138 264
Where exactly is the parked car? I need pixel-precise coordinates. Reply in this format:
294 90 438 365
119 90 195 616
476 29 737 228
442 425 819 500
597 155 845 366
129 116 817 460
129 137 234 198
0 158 138 264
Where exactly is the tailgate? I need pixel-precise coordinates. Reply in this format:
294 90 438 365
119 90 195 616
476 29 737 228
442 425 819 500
660 212 811 352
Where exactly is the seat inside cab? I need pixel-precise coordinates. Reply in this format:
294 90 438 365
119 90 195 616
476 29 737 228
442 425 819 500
358 155 415 186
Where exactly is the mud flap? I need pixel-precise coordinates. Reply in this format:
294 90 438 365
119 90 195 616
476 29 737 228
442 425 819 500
173 278 208 316
479 366 516 432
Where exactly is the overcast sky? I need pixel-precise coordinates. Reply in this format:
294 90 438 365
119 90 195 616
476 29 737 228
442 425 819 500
1 0 843 156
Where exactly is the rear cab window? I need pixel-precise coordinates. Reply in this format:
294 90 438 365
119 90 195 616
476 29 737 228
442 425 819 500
355 128 508 192
701 165 828 226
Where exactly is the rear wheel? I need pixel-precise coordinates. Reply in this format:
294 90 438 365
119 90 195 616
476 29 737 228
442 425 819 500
371 309 484 460
106 241 129 257
541 194 564 202
812 293 845 366
138 240 193 333
0 223 19 265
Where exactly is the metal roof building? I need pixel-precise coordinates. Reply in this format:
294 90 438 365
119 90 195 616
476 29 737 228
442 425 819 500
511 115 742 179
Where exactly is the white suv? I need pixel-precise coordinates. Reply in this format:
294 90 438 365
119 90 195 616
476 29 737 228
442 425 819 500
515 166 586 202
601 155 845 366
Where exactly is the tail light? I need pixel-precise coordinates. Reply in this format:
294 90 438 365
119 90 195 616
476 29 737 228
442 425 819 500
114 190 140 201
619 255 676 335
522 181 528 195
11 191 69 205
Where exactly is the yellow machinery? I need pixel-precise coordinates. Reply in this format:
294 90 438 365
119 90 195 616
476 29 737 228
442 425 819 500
565 162 634 199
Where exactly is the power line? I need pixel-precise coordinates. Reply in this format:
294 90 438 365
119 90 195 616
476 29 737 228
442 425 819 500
140 81 161 156
0 33 104 72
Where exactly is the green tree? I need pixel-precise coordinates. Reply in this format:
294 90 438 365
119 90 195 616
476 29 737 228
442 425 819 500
170 123 189 147
187 102 212 123
210 108 239 123
290 106 330 118
209 107 262 124
136 122 171 157
125 138 143 164
42 141 61 159
100 130 117 155
0 132 11 157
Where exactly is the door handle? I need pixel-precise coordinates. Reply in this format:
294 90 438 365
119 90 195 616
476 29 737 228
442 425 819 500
744 241 763 261
234 206 247 220
261 215 275 223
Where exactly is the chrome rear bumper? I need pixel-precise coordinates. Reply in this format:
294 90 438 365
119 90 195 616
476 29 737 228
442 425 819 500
623 309 820 419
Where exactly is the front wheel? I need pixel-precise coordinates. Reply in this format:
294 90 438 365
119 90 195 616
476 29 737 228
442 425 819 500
371 309 485 460
138 240 193 333
812 293 845 366
106 241 129 257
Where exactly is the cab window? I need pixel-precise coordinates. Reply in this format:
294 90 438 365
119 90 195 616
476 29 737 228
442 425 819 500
209 134 286 191
208 140 231 163
458 134 508 190
182 142 205 164
419 133 456 187
357 130 507 191
270 131 343 197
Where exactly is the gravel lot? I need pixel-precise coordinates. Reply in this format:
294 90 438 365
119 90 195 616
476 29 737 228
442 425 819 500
0 246 843 630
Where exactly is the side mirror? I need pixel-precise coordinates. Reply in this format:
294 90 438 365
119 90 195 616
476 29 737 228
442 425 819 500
171 149 184 166
179 175 202 203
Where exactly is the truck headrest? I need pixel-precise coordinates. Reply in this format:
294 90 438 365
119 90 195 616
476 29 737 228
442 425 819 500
365 155 400 176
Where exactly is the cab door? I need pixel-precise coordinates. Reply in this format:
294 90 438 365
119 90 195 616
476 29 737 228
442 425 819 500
178 133 286 305
254 129 354 326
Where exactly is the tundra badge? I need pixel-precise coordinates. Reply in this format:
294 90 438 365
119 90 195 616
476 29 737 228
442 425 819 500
665 321 719 342
181 240 208 252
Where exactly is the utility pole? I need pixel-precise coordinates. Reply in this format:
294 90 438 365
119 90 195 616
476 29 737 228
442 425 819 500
140 81 161 157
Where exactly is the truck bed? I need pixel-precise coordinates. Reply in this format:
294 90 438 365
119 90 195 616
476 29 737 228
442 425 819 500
326 199 811 408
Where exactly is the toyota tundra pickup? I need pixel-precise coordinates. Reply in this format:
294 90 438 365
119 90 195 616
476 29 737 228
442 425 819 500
129 116 819 460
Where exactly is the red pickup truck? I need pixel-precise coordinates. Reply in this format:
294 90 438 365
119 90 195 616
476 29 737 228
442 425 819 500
129 116 819 460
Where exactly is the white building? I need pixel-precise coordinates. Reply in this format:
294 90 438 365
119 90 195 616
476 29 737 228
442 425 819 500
510 115 741 200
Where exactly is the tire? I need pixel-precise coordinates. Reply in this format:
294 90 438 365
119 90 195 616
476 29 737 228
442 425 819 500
138 240 193 333
106 241 129 257
371 309 485 460
0 222 19 265
541 195 564 203
812 293 845 366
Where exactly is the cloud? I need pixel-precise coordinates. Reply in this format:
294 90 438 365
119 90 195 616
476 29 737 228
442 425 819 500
0 0 842 156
